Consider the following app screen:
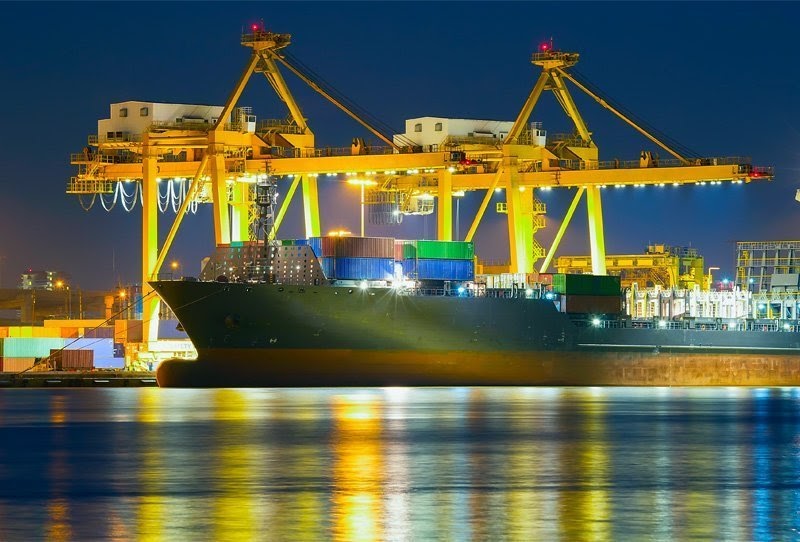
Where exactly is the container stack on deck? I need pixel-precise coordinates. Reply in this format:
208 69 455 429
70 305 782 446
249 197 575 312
309 236 395 281
397 240 475 281
551 273 622 315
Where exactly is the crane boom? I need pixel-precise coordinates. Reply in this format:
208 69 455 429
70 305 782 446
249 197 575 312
273 54 401 151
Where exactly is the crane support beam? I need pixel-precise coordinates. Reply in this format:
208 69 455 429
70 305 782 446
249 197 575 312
258 53 310 133
465 168 503 242
274 55 401 151
301 175 321 237
80 160 762 189
153 155 210 276
231 181 252 242
209 151 231 245
437 169 453 241
141 142 159 345
549 71 592 143
586 185 607 275
268 174 302 241
506 174 535 273
556 68 689 164
505 71 550 143
213 53 261 133
540 187 585 273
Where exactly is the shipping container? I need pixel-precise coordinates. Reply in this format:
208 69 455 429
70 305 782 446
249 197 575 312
84 327 114 339
279 239 309 247
0 327 8 339
50 349 94 371
402 259 475 281
114 320 143 343
63 338 114 359
559 294 622 315
308 237 323 257
0 337 65 358
158 319 190 339
311 236 395 258
113 343 125 358
0 357 36 373
320 257 394 280
60 327 79 339
552 274 621 296
400 240 475 260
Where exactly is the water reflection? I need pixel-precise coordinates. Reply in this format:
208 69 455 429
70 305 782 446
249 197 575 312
0 388 800 539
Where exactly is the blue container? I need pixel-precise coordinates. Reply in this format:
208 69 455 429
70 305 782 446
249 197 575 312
320 257 394 280
65 338 115 359
401 258 475 281
308 237 323 258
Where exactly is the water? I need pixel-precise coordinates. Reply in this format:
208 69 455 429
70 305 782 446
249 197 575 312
1 387 800 541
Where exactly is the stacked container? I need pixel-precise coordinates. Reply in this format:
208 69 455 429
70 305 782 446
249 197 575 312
398 240 475 281
310 236 395 281
0 337 65 373
551 273 622 315
50 349 94 371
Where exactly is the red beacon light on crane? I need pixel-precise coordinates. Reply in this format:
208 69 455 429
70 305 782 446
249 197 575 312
540 43 549 52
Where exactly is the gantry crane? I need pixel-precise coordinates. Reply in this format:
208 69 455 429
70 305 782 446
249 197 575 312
68 28 773 343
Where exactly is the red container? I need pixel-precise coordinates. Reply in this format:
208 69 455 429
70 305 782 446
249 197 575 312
559 294 621 315
394 240 405 262
50 349 94 371
318 237 394 258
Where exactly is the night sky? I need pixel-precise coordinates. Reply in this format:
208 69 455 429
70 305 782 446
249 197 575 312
1 2 798 289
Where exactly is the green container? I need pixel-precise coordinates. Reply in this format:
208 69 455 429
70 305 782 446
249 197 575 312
552 274 620 296
230 241 244 248
402 240 474 260
0 338 66 358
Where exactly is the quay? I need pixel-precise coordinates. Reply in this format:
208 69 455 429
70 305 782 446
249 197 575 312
0 371 157 388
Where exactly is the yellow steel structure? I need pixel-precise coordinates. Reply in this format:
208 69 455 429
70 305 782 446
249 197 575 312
68 31 773 343
557 244 707 291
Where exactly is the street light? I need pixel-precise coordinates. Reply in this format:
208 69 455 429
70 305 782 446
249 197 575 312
347 179 377 237
171 260 181 279
453 190 465 240
707 266 719 291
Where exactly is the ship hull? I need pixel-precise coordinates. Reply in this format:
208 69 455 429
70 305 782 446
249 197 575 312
151 281 800 388
156 348 800 387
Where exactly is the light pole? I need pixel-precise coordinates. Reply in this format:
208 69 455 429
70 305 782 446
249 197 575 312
171 260 181 279
453 191 465 240
347 179 377 237
707 266 719 291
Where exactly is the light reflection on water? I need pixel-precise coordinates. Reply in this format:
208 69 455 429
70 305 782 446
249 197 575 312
0 387 799 540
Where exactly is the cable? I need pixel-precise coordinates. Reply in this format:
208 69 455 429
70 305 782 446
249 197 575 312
280 51 418 148
567 67 702 159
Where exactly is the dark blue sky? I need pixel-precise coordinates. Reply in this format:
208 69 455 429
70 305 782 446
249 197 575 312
1 2 798 288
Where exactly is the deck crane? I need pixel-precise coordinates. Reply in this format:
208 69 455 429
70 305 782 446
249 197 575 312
68 28 773 343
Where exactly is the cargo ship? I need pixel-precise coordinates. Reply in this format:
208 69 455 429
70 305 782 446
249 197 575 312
152 237 800 387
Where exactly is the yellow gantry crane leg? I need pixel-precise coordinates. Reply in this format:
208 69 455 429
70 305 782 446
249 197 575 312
268 174 302 240
437 169 453 241
465 168 503 243
258 53 309 133
506 172 535 274
231 182 252 242
586 186 607 275
540 187 585 273
301 176 321 237
209 150 231 246
141 140 159 344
